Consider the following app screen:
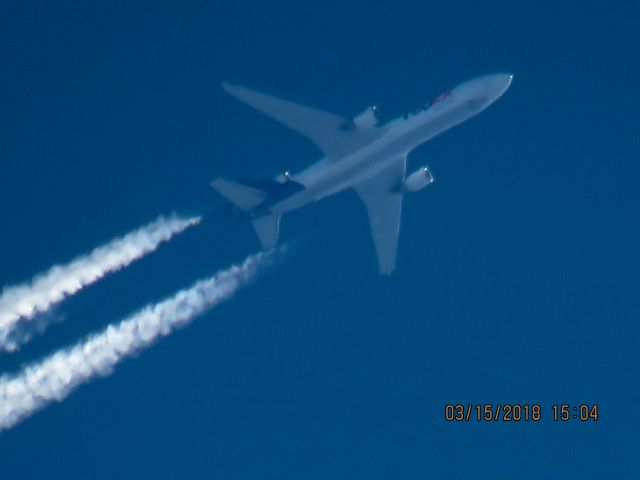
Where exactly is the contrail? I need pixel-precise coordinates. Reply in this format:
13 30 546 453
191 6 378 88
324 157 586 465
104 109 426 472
0 250 274 432
0 214 201 352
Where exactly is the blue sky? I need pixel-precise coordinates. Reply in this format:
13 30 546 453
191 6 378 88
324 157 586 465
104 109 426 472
1 1 638 478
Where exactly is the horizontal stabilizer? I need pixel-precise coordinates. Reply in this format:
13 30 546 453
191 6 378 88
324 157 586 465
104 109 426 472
252 214 281 249
210 178 266 212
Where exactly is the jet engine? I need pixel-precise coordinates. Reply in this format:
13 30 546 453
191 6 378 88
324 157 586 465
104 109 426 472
404 167 434 192
352 105 380 129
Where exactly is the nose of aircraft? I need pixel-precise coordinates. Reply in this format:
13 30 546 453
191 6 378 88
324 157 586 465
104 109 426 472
448 73 513 112
455 73 513 100
487 73 513 97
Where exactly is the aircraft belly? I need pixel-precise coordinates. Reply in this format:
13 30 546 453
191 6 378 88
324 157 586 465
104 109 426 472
269 98 489 215
309 153 398 200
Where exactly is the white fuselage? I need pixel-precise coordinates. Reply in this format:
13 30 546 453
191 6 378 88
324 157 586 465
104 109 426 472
268 74 513 214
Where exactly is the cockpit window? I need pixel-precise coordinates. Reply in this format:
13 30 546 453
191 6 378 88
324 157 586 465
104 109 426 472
431 90 452 105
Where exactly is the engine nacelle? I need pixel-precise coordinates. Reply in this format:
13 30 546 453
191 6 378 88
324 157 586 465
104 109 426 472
352 105 379 130
404 167 434 192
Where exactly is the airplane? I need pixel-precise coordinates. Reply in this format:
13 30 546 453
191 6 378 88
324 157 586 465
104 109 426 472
212 73 513 274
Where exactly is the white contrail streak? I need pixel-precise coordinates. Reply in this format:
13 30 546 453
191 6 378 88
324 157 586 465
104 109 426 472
0 251 273 432
0 214 201 352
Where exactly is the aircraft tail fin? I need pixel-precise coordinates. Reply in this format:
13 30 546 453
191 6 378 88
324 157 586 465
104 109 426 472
251 214 281 249
210 178 266 212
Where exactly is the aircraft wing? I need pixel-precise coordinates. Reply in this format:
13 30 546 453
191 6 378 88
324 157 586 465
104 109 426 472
222 83 366 159
354 158 406 274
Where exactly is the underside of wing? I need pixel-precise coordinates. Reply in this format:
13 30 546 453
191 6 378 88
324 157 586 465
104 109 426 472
223 83 349 158
354 158 406 275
